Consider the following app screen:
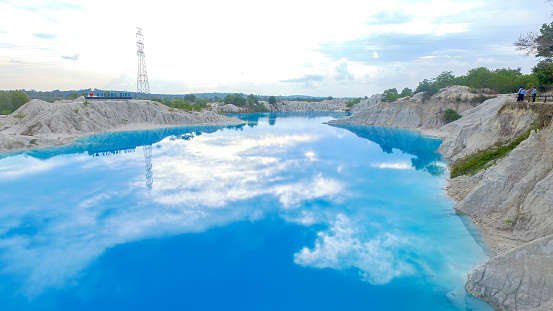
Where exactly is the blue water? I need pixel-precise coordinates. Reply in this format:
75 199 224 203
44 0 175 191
0 112 492 310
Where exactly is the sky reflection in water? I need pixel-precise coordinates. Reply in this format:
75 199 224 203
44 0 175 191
0 112 491 310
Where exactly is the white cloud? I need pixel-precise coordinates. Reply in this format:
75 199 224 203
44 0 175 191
0 130 350 296
371 162 413 170
0 156 62 178
305 151 317 161
0 0 550 96
294 214 417 285
334 60 354 81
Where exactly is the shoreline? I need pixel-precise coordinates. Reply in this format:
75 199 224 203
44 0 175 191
418 126 522 257
0 121 247 155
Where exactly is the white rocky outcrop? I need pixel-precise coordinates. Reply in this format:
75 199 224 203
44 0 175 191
350 94 381 113
0 98 245 152
438 96 538 161
328 86 486 129
466 234 553 311
212 103 248 114
454 126 553 248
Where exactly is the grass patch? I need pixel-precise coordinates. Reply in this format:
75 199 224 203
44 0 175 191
13 112 25 119
450 122 540 178
497 103 507 115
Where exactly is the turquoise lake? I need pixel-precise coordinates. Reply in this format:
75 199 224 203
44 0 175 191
0 112 492 310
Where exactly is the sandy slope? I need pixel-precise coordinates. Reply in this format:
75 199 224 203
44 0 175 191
0 97 245 153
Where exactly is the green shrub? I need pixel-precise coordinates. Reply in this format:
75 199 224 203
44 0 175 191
444 109 462 123
422 92 433 102
346 98 361 107
13 111 25 119
450 123 540 178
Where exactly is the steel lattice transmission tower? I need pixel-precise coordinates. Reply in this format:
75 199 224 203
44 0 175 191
143 145 153 190
136 27 150 94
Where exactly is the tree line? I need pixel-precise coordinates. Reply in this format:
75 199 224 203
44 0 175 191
151 93 271 113
381 67 538 102
382 19 553 103
0 90 29 115
222 93 269 112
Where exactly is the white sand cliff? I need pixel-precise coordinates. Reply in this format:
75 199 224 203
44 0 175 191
0 97 245 153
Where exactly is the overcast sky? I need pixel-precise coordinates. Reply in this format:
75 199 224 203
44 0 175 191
0 0 552 97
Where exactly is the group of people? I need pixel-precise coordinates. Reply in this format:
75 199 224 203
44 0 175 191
517 86 538 102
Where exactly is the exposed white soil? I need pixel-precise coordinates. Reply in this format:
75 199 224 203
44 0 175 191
0 97 245 153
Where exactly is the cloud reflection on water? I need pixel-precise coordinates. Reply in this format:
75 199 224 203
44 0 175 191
0 114 483 305
0 126 351 296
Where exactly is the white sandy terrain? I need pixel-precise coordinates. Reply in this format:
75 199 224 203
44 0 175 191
0 97 245 153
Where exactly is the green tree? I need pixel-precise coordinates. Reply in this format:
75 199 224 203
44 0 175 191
400 87 413 97
382 88 399 102
515 21 553 57
0 91 8 113
464 67 492 90
223 94 246 106
268 96 277 105
0 90 29 114
515 21 553 85
487 68 523 93
415 78 440 96
184 94 196 102
70 93 79 99
533 59 553 85
246 94 259 106
435 71 455 88
6 90 29 112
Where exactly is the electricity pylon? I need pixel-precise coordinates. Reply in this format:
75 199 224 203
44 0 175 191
136 27 150 94
143 145 153 190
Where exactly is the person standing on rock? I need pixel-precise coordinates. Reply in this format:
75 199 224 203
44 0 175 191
517 87 524 102
521 87 528 102
532 87 537 102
